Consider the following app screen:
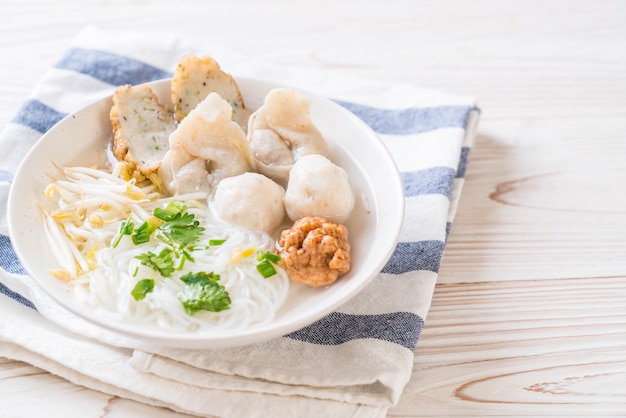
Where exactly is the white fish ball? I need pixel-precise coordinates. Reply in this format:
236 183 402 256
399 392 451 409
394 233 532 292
284 154 355 224
213 172 286 234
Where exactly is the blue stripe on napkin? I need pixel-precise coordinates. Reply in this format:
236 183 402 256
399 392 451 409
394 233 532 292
55 47 172 86
456 146 470 178
10 99 68 134
0 235 27 275
286 311 424 351
335 100 472 135
401 167 455 198
381 240 445 274
0 235 35 309
446 222 453 240
0 282 35 309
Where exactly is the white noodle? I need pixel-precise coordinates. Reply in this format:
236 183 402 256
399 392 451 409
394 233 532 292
43 166 289 332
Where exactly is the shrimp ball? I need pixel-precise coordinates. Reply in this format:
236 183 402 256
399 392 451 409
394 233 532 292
213 172 285 234
284 154 355 224
278 216 350 287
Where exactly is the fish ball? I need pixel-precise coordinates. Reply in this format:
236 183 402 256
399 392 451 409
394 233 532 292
284 154 354 224
213 172 285 234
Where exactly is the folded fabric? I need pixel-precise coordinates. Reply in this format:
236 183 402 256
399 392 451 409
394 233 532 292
0 26 479 417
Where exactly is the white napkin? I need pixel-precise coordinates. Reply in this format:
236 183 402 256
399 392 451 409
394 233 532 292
0 27 479 417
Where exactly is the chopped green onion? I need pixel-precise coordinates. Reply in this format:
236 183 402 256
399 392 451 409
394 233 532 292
265 252 281 263
256 251 280 262
176 249 195 270
112 214 134 248
132 221 156 245
182 249 195 263
154 200 186 221
255 252 281 278
209 239 226 246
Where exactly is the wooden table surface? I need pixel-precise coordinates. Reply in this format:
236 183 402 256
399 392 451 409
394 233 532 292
1 0 625 416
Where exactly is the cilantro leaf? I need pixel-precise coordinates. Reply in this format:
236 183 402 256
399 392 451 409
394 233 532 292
136 248 175 277
179 271 220 286
117 202 205 251
158 212 205 246
178 281 231 315
131 279 154 301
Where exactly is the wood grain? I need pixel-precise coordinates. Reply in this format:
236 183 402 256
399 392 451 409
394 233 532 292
439 122 626 283
0 0 625 416
393 278 626 416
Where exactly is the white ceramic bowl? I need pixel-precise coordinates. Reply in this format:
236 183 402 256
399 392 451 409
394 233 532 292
7 78 404 348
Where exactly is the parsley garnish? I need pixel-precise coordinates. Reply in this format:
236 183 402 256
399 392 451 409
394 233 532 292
130 201 205 276
131 278 154 301
178 277 231 315
157 211 204 246
179 271 220 286
151 201 205 247
136 247 175 277
120 201 233 314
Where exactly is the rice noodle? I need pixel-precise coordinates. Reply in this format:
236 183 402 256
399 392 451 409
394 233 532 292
43 163 289 332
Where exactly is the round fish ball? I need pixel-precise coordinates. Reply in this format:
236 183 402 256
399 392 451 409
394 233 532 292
213 172 285 234
284 154 355 224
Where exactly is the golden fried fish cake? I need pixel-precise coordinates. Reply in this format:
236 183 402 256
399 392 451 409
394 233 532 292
171 55 250 131
110 84 177 180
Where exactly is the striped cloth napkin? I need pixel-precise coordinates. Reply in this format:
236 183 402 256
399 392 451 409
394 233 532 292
0 27 479 417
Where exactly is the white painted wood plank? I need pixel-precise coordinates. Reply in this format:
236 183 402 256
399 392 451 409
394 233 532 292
0 0 624 416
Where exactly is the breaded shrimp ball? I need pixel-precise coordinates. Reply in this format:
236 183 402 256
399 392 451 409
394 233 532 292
278 216 350 287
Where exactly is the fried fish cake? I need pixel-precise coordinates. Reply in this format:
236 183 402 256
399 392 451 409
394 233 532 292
171 55 250 131
110 84 177 180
